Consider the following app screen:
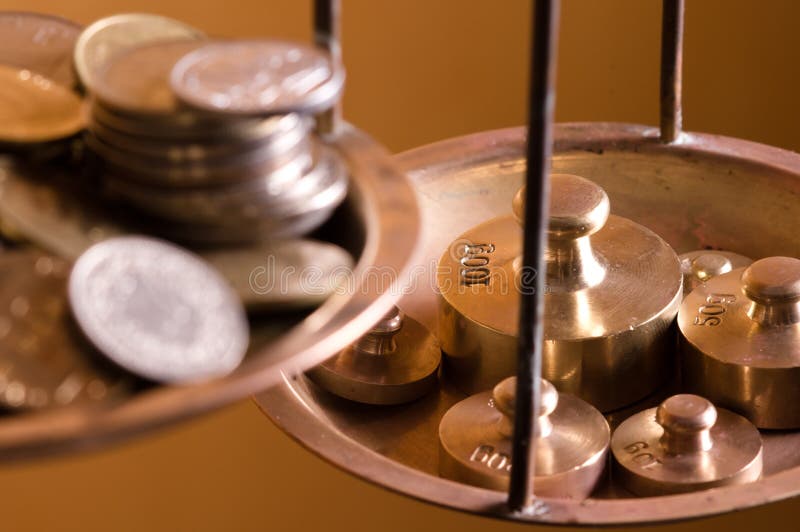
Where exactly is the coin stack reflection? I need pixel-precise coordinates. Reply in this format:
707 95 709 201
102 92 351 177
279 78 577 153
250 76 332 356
79 37 348 244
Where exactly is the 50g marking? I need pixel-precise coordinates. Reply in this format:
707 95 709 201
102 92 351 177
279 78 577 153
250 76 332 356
694 293 736 327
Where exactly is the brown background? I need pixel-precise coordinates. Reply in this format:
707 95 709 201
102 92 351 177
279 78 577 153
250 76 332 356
2 0 800 530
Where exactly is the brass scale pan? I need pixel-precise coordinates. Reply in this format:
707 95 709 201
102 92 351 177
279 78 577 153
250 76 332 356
256 1 800 528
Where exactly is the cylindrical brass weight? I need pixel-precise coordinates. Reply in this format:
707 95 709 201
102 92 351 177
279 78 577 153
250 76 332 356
437 174 682 411
678 250 752 298
611 394 762 496
438 377 609 499
680 256 800 428
308 306 441 405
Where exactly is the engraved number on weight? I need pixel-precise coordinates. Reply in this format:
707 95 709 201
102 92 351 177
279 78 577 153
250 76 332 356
694 293 736 326
459 243 495 286
624 441 663 470
469 444 512 472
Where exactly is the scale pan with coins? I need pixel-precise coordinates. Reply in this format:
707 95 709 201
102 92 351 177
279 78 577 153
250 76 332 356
255 0 800 526
0 7 420 460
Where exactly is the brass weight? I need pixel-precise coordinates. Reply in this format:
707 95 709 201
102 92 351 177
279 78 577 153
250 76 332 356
611 394 763 496
437 174 682 411
308 306 441 405
438 377 609 498
678 250 752 298
680 256 800 428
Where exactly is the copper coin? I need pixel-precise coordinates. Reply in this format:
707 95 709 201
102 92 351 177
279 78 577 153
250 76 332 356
0 11 82 88
0 64 85 144
0 251 131 411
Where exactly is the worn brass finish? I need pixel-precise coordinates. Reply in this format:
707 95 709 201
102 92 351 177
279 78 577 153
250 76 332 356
437 174 682 410
679 249 752 298
680 257 800 428
612 394 763 496
258 123 800 525
438 377 608 498
308 306 440 405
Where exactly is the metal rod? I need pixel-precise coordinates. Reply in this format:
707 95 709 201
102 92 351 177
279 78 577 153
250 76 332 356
313 0 342 135
508 0 560 513
660 0 685 143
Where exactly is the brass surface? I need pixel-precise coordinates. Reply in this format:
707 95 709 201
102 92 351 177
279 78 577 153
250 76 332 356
308 306 440 405
0 64 85 144
679 249 752 298
680 257 800 428
611 394 762 496
258 123 800 525
437 174 682 410
438 377 608 498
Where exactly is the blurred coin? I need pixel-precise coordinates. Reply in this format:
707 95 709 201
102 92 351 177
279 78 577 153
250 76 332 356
74 13 204 92
171 40 345 116
102 142 345 225
0 12 82 88
203 239 353 311
93 40 207 116
88 112 310 166
0 65 85 144
68 236 249 383
0 251 131 410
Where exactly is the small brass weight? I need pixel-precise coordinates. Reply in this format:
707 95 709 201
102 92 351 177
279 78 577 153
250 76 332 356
437 174 682 411
612 394 763 496
308 306 441 405
680 256 800 428
438 377 609 498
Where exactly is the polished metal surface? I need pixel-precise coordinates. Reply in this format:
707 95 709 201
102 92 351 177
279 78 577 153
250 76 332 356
170 40 345 116
439 377 608 498
680 257 800 428
0 123 419 460
69 236 250 383
73 13 205 92
257 123 800 525
0 64 84 144
437 174 682 410
308 306 440 405
679 249 752 297
612 394 762 496
0 11 82 88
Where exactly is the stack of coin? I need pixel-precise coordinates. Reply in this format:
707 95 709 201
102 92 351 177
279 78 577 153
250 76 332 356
75 16 348 244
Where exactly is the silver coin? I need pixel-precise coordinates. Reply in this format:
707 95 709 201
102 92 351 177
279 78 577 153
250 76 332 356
0 12 82 88
102 142 346 225
203 239 353 311
93 39 208 116
74 13 205 92
68 236 249 383
88 112 309 165
170 40 345 116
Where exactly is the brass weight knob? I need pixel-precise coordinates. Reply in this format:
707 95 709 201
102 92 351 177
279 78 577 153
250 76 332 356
680 256 800 427
678 250 752 298
438 377 609 498
611 394 763 496
307 306 441 405
437 174 682 411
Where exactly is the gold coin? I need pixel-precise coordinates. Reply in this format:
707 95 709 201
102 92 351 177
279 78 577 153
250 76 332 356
0 65 85 144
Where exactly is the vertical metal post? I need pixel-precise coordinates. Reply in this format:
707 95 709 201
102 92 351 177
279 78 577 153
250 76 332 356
660 0 685 143
314 0 342 135
508 0 560 513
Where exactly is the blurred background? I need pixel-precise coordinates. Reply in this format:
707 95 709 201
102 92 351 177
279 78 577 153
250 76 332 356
2 0 800 530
